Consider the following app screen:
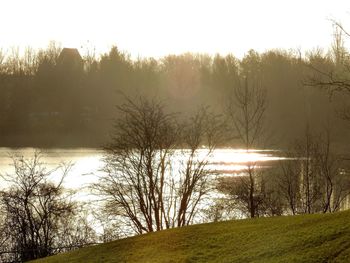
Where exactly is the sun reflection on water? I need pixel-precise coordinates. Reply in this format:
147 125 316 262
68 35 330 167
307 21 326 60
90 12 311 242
0 148 285 199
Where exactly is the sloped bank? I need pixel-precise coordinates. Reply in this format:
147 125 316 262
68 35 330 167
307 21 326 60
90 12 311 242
32 210 350 263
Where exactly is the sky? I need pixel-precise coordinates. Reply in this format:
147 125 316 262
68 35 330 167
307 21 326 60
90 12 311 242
1 0 350 59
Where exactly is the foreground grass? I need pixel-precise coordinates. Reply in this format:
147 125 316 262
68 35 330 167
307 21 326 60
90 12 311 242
32 210 350 263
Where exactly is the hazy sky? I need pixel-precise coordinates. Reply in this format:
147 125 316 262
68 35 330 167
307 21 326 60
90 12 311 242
1 0 350 58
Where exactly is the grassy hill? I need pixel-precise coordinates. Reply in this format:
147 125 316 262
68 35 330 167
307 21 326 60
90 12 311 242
32 210 350 263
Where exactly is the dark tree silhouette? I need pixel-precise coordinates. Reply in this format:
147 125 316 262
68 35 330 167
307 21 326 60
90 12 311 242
94 97 223 234
0 152 96 262
225 54 268 218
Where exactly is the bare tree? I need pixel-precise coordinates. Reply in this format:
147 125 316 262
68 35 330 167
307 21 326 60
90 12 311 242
295 126 322 214
313 128 350 212
94 98 178 234
303 21 350 211
94 97 223 235
276 125 350 215
0 152 94 262
306 22 350 121
277 127 320 216
277 154 301 215
226 74 267 218
175 107 224 227
56 209 97 254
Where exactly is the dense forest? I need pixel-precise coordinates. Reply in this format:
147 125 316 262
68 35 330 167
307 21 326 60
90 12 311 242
0 39 349 150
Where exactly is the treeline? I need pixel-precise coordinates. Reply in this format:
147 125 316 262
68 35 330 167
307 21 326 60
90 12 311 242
0 41 348 148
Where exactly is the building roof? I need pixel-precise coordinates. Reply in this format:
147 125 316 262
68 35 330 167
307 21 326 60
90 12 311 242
59 48 82 59
57 48 83 69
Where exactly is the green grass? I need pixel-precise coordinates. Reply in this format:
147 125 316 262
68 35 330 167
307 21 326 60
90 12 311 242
32 211 350 263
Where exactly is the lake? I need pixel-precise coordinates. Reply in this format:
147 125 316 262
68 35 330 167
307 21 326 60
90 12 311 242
0 147 284 201
2 148 349 229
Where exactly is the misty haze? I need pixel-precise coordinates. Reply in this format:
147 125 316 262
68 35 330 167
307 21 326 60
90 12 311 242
0 1 350 262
